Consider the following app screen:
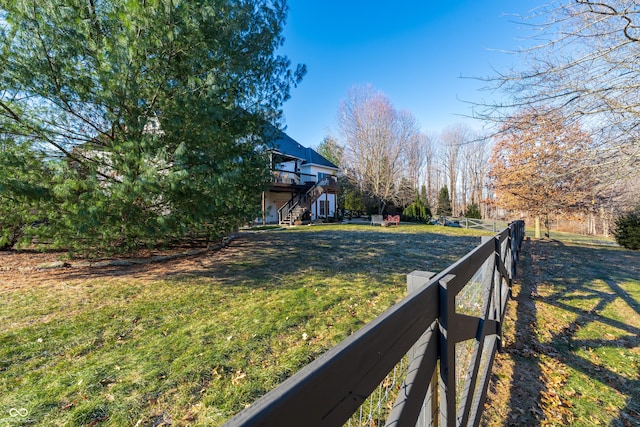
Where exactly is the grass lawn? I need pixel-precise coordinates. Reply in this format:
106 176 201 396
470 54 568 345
3 224 638 426
482 237 640 426
0 224 488 426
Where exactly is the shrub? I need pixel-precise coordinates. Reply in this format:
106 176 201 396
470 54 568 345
464 203 482 219
436 186 452 216
613 205 640 250
403 192 431 223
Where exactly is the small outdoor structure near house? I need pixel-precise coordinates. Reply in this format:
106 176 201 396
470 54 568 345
371 214 400 226
259 131 339 225
371 214 384 226
385 214 400 226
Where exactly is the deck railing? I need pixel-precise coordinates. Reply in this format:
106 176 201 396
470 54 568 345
271 169 317 185
277 176 338 225
223 220 525 427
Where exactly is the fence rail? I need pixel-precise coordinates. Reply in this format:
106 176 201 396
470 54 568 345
435 216 510 233
223 220 526 427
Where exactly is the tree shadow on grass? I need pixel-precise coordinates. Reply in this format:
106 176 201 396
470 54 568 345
492 239 640 426
51 227 483 288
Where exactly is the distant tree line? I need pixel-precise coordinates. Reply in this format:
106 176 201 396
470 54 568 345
321 85 492 223
325 0 640 237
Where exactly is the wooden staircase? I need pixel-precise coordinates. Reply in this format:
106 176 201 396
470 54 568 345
278 176 338 225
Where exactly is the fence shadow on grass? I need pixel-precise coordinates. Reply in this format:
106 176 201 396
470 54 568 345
497 237 546 425
498 239 640 425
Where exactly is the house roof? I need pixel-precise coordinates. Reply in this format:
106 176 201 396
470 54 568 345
270 131 339 170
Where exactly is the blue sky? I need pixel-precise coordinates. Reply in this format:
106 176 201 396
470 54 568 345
279 1 544 147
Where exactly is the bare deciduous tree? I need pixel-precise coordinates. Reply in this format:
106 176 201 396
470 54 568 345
482 0 640 176
402 115 428 191
337 92 501 220
461 133 490 216
422 132 438 207
337 85 422 213
440 124 474 216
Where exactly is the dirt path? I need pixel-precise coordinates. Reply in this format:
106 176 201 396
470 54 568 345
0 232 256 288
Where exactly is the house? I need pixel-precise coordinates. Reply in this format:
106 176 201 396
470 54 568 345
260 131 339 225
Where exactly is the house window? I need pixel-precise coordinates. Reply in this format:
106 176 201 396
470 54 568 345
319 200 328 217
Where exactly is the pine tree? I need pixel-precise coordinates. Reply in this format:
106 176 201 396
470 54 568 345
464 203 482 219
0 0 305 253
613 205 640 250
402 191 432 223
436 186 452 217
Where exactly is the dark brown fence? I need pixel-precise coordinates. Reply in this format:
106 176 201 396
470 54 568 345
223 220 525 427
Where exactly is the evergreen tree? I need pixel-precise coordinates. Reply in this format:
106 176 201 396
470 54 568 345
420 185 429 206
464 203 482 219
0 0 304 253
343 182 366 217
316 136 343 167
402 191 432 223
613 205 640 250
420 184 432 216
0 141 54 249
436 186 452 217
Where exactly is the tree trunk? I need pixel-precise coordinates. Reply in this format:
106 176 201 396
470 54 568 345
600 206 610 237
534 216 541 238
544 214 550 238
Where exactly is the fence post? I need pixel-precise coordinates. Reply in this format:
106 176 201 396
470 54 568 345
437 273 457 427
406 271 437 427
